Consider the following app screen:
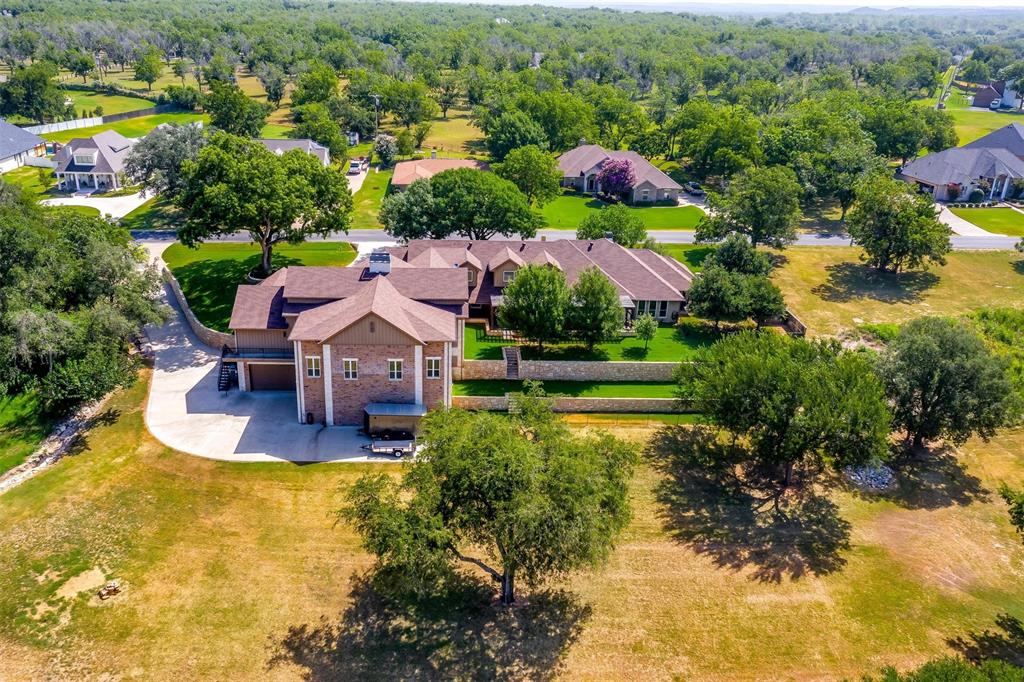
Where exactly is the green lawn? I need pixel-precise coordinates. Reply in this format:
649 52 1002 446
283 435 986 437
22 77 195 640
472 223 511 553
1 165 60 199
453 379 678 398
1 372 1024 679
119 196 182 231
659 243 714 272
0 391 53 475
48 205 101 218
260 122 294 138
162 241 357 331
41 112 208 144
922 85 1024 144
950 207 1024 237
463 320 717 362
540 191 705 230
62 90 153 116
350 168 393 230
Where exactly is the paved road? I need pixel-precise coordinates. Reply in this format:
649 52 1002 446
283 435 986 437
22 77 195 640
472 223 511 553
132 228 1021 251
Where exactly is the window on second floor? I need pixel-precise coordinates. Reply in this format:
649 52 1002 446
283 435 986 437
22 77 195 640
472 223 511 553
388 359 403 381
467 269 477 286
426 357 441 379
305 356 321 378
343 359 358 380
502 270 515 284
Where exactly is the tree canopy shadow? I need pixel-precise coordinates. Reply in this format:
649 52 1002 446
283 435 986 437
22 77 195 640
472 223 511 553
1013 258 1024 276
647 425 851 583
266 572 592 681
948 613 1024 666
846 445 990 510
811 262 940 304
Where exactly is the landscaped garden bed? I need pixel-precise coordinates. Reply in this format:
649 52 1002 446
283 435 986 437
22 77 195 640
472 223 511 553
162 241 356 331
463 318 719 362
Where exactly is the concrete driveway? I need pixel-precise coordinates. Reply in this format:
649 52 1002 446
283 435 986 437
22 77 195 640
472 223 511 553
42 191 150 220
143 281 394 463
937 205 1001 237
346 168 368 194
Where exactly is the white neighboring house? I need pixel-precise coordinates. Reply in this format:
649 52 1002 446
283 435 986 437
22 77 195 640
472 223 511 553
0 119 47 173
258 138 331 167
53 130 135 191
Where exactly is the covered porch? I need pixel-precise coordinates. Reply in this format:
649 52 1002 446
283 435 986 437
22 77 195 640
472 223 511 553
56 171 120 192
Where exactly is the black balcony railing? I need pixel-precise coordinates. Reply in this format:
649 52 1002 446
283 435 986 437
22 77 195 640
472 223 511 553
224 346 295 360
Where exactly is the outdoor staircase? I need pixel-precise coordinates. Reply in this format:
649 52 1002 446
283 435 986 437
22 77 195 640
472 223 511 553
503 346 521 380
217 347 238 391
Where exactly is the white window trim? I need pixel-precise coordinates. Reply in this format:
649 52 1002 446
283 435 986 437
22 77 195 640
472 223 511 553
305 355 321 378
426 356 441 379
342 358 358 380
388 358 403 381
502 270 515 284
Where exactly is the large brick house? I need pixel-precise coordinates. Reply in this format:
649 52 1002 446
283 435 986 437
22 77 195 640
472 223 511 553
226 239 694 431
556 144 682 203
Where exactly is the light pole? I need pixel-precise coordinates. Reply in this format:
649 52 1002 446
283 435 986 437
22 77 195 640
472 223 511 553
371 93 381 138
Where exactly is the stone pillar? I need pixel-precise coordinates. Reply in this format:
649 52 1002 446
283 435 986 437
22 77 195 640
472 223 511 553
294 341 305 424
323 344 334 425
237 361 247 392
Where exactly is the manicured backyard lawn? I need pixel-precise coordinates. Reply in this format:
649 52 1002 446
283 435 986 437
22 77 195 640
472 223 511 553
463 320 718 362
49 205 101 218
62 89 153 116
772 246 1024 336
659 243 714 272
0 391 53 475
350 168 393 229
41 112 208 144
162 241 356 331
1 373 1023 679
454 379 677 398
920 85 1024 143
119 196 182 231
949 207 1024 236
541 191 705 230
2 165 60 199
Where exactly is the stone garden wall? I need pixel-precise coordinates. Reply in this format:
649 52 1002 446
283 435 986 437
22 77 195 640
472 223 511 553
453 394 684 413
162 267 235 351
454 359 679 381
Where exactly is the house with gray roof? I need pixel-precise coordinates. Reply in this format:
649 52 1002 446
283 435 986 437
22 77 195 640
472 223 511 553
899 124 1024 201
53 130 135 191
557 144 682 204
0 119 46 174
258 138 331 167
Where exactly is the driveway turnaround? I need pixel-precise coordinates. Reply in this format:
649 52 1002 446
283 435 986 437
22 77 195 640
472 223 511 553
42 191 150 220
143 282 394 463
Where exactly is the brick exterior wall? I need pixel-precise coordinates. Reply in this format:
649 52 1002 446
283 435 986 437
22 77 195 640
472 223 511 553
456 359 678 381
297 340 452 426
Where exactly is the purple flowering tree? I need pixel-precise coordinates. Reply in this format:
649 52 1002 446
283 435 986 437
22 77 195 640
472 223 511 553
596 158 637 200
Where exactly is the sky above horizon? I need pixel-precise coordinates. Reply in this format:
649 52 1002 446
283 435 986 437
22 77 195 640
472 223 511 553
426 0 1020 8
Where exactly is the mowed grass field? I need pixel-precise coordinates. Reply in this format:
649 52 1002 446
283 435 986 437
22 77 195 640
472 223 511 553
1 374 1023 679
162 241 357 331
925 85 1024 143
0 391 53 475
41 112 208 144
541 192 706 230
350 168 393 230
771 247 1024 336
950 207 1024 237
62 90 153 116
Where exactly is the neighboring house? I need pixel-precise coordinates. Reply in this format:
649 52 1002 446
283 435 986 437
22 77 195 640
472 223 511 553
345 131 359 146
258 138 330 167
391 156 488 191
972 79 1022 109
899 123 1024 201
226 239 695 429
53 130 134 191
0 120 46 173
899 147 1024 201
557 144 682 204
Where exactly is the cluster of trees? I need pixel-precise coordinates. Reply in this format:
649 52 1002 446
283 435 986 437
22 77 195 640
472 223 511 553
343 386 636 605
0 187 165 413
681 315 1019 489
498 265 628 352
686 235 786 329
380 167 540 242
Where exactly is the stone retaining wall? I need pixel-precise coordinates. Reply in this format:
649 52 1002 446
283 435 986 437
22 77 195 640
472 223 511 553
162 267 235 351
453 394 684 413
456 359 678 381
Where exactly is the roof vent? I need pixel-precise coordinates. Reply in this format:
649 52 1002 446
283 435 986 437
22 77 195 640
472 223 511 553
604 231 614 241
519 243 526 251
587 242 594 251
368 251 391 275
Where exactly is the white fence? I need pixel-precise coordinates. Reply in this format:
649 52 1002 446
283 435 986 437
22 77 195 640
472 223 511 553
24 117 103 135
24 156 56 168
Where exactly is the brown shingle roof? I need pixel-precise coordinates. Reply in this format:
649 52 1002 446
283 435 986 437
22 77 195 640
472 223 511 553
229 285 287 329
391 158 488 188
556 144 681 191
288 276 457 344
282 266 469 301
